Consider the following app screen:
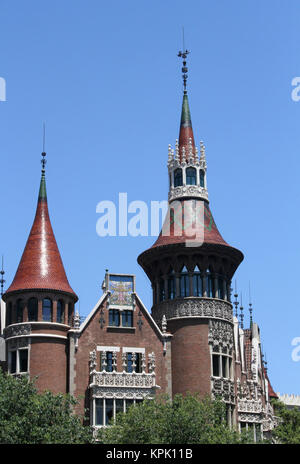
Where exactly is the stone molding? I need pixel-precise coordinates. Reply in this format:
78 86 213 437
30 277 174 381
211 377 235 404
153 298 233 326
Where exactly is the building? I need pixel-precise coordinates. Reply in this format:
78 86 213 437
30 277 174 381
0 51 278 439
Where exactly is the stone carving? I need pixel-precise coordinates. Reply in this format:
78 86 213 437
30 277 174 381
89 350 97 373
211 377 235 404
5 324 31 339
168 186 209 203
91 371 156 389
91 386 155 399
208 320 234 350
153 298 233 326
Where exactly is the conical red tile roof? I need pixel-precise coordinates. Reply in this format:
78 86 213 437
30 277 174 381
4 172 77 299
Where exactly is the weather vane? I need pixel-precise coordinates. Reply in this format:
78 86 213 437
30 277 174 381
178 28 190 94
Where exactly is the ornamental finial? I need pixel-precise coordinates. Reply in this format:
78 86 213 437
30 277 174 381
0 255 5 297
178 30 190 94
249 281 253 328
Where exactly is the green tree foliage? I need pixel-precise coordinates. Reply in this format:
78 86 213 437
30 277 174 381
271 400 300 444
98 393 254 444
0 370 94 444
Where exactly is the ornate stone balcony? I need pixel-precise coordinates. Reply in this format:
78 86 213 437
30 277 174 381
153 297 233 327
238 400 263 414
91 371 156 389
211 377 235 404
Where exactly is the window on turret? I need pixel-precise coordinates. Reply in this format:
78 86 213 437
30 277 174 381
6 302 12 326
200 170 205 187
174 168 183 187
68 304 73 326
206 269 215 298
168 271 176 299
180 266 190 297
28 298 38 321
193 266 202 297
56 300 65 323
16 299 24 323
186 167 197 185
217 277 224 300
42 298 52 322
159 279 165 302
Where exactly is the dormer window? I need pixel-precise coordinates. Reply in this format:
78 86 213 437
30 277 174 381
186 167 196 185
174 168 183 187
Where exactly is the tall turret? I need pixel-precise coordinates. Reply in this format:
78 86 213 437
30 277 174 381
2 149 77 393
138 51 243 418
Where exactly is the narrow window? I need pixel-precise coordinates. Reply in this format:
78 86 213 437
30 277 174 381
159 279 165 302
168 272 176 299
206 270 214 298
109 309 120 327
186 167 196 185
125 399 134 411
180 266 190 297
42 298 52 322
105 399 114 426
218 277 224 299
200 170 205 187
7 302 12 326
28 298 38 321
19 349 28 373
95 399 104 426
174 168 183 187
126 353 133 373
56 300 65 323
105 352 113 372
16 299 24 323
135 353 142 373
212 354 220 377
193 267 202 297
121 310 133 327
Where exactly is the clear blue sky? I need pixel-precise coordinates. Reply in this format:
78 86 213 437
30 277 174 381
1 0 300 396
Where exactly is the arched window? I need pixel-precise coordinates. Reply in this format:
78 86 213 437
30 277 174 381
16 299 24 323
174 168 183 187
42 298 52 322
206 269 214 298
159 279 165 302
168 270 176 299
186 167 196 185
180 266 190 297
28 298 38 321
56 300 65 323
200 170 205 187
193 266 202 297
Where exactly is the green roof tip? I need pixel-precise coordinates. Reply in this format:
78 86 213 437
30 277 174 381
180 93 192 129
38 172 47 200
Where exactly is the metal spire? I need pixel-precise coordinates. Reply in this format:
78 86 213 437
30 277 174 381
0 255 5 297
41 122 47 174
178 29 190 94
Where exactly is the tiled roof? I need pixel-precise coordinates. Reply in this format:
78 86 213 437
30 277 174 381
4 173 77 299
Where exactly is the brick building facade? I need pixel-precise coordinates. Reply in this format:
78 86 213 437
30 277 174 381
0 53 278 439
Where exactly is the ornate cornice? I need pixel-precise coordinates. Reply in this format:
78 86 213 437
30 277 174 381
152 298 233 326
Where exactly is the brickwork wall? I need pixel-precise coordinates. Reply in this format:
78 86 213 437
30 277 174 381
168 318 211 397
